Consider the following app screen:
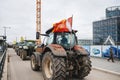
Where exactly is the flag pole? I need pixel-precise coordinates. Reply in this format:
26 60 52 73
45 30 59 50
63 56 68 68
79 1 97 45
70 15 73 51
72 15 73 28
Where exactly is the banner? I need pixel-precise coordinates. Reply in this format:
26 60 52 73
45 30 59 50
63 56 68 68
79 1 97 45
90 45 102 57
102 46 118 58
117 46 120 59
82 46 90 55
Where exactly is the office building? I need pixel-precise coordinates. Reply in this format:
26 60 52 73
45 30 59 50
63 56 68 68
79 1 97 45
93 6 120 45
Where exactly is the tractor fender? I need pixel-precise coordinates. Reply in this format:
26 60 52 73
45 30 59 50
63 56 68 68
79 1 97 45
74 45 88 55
44 44 67 57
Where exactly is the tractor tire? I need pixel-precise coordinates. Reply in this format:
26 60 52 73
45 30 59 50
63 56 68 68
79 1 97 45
21 50 27 60
31 54 39 71
20 50 22 58
17 50 20 56
42 52 66 80
16 49 18 55
78 56 91 79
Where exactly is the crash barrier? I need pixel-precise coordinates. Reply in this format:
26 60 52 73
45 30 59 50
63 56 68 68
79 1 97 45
82 45 120 59
0 50 6 80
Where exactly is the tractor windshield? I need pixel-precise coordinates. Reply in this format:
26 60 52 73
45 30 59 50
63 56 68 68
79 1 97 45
26 41 35 46
56 33 76 49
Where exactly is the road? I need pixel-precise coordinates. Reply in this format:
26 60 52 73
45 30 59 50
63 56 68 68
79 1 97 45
7 48 120 80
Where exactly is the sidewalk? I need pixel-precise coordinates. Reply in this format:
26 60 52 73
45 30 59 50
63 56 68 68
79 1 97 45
91 57 120 76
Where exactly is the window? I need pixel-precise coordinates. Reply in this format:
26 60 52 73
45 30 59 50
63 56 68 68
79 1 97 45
46 33 54 45
56 33 76 49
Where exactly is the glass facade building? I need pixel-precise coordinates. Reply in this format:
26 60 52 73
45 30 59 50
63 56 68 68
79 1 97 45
78 39 92 45
93 6 120 45
106 6 120 18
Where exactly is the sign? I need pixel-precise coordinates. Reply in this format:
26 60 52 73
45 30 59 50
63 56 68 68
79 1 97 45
117 46 120 59
102 45 118 58
82 46 90 55
90 45 102 57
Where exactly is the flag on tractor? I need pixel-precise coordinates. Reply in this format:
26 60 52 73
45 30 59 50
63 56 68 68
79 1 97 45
66 17 72 32
52 16 72 32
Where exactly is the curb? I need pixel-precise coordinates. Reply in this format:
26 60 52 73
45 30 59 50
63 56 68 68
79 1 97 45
92 67 120 76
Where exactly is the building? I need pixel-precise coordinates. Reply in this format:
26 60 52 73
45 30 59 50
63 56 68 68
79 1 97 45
106 6 120 18
93 6 120 45
78 39 93 45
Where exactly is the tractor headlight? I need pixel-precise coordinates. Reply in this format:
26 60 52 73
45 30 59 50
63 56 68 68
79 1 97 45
23 46 28 49
19 46 22 48
34 46 37 49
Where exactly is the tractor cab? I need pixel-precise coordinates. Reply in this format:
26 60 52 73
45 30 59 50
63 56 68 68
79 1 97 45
46 31 77 49
44 27 77 49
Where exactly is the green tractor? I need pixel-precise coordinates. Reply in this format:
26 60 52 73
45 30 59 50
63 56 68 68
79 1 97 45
31 29 91 80
15 42 24 56
19 40 36 60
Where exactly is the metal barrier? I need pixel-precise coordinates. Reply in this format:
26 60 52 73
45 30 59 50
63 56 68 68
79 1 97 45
0 50 6 80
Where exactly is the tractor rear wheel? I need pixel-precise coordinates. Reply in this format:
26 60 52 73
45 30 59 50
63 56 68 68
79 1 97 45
78 56 91 79
31 54 39 71
42 52 66 80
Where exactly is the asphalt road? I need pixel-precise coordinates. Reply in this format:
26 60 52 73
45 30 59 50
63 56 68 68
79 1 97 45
7 48 120 80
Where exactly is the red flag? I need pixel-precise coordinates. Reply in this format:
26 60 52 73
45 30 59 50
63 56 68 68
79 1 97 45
52 16 73 32
52 19 68 32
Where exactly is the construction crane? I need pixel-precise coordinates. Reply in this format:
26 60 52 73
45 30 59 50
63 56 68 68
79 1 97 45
36 0 41 45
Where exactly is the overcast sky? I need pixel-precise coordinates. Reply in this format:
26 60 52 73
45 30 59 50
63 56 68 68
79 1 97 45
0 0 120 42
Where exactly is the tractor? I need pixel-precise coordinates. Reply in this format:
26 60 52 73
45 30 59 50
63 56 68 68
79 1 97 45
30 28 91 80
19 40 36 60
15 42 24 56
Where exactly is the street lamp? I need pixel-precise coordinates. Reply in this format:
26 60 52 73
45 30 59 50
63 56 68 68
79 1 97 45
3 26 11 36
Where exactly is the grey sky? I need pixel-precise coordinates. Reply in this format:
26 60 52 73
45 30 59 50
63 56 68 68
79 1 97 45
0 0 119 42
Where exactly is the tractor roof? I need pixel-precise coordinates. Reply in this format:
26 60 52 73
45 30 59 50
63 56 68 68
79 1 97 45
45 27 77 34
45 27 53 34
24 40 35 42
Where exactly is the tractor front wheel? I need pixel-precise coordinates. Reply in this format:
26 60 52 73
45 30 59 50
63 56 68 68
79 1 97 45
42 52 66 80
31 54 39 71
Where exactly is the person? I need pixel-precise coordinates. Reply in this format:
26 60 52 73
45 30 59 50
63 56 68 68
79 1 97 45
61 35 68 45
107 47 114 62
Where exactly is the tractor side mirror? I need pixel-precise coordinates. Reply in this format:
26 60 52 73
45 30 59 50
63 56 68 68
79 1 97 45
36 32 40 39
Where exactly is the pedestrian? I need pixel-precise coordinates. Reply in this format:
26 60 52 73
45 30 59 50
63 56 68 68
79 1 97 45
107 47 114 62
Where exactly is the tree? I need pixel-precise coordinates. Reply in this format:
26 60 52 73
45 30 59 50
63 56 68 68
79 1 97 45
20 36 24 42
